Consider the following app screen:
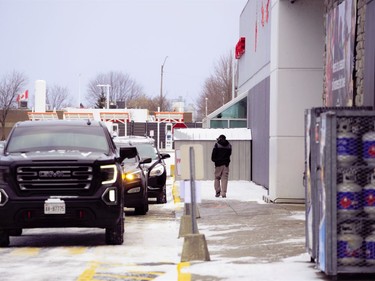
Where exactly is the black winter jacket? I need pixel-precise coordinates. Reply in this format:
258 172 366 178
211 139 232 167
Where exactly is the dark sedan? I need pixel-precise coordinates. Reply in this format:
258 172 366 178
120 147 151 215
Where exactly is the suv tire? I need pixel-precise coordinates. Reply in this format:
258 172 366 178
9 229 22 236
135 193 149 215
0 230 10 247
105 215 125 245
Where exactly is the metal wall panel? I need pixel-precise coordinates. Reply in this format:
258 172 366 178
119 122 203 148
174 140 251 181
248 77 270 189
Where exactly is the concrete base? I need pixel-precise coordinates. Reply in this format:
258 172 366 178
262 195 305 204
184 203 201 218
178 215 199 238
181 233 210 262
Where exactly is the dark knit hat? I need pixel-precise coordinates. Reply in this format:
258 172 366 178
218 134 226 140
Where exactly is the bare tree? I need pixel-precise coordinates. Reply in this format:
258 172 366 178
196 51 233 120
0 71 27 139
112 91 171 112
148 95 171 112
126 93 152 109
46 84 73 110
156 92 173 113
86 71 144 108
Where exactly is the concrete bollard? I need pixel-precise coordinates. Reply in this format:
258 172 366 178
178 215 199 238
184 203 200 218
181 233 210 262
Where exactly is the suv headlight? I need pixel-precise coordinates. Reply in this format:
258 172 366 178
149 163 164 177
0 189 9 206
101 164 118 184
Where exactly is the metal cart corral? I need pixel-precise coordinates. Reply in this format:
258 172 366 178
305 108 375 277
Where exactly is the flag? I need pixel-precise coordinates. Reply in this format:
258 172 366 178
16 90 29 102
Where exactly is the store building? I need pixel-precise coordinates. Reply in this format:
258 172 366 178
227 0 374 202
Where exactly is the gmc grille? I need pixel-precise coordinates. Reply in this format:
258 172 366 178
16 165 93 191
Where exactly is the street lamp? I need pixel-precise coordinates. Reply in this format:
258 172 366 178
97 84 111 109
160 56 168 111
158 56 168 150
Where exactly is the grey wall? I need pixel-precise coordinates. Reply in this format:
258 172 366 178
238 0 271 89
248 77 270 189
174 140 251 181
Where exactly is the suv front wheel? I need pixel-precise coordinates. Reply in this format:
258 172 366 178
0 230 10 247
105 215 125 245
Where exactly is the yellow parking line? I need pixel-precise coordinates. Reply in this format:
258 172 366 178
95 272 157 280
177 262 191 281
11 247 40 256
77 261 165 281
76 261 99 281
67 247 87 255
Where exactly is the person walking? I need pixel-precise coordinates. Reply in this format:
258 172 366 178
211 134 232 198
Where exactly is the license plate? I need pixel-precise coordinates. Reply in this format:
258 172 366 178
44 199 66 214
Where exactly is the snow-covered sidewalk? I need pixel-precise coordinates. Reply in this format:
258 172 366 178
169 180 333 281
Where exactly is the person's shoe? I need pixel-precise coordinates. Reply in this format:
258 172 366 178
222 195 226 198
215 192 220 197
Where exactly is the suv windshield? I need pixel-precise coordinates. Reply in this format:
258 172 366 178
6 125 109 153
134 144 159 160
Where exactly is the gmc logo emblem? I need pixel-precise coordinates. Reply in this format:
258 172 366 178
39 171 70 178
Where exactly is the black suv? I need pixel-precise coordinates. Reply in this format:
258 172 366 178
0 120 128 246
120 146 151 215
114 136 170 204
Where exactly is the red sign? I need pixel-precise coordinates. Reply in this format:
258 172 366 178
235 37 246 59
172 123 187 133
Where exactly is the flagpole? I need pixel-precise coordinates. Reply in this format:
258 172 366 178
78 73 81 108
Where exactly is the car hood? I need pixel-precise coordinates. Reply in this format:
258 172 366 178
142 159 159 168
122 163 140 173
1 150 112 162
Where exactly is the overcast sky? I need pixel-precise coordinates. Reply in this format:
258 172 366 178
0 0 247 108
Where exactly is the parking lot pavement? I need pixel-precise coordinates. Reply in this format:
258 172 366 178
171 180 328 281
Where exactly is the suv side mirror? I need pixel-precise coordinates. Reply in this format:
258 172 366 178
118 147 138 162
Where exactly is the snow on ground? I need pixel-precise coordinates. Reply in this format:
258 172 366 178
178 180 268 204
168 180 331 281
183 253 321 281
199 180 268 202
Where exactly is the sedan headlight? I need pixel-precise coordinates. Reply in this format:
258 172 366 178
149 163 164 177
122 170 142 182
101 164 118 184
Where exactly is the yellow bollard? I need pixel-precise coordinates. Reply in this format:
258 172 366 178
170 164 175 178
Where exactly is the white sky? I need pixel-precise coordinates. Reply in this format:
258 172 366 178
0 0 247 108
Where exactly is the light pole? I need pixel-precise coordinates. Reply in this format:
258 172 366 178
97 84 111 109
160 56 168 111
